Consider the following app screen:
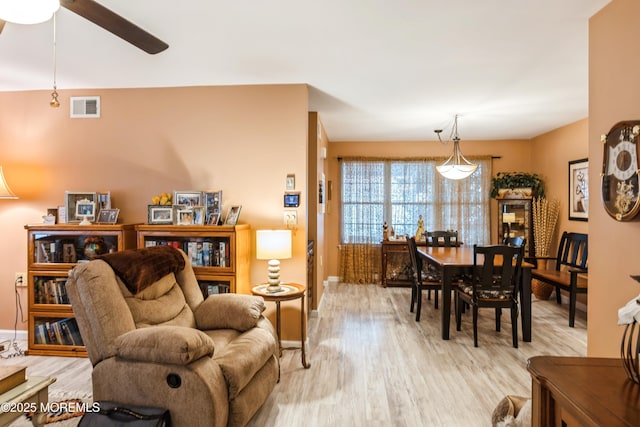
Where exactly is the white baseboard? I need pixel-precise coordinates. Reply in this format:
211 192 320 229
0 329 28 341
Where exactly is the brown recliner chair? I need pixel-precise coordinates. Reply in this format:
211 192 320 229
66 245 279 427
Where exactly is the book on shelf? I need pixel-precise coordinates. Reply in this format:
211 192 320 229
35 278 69 304
0 365 26 395
145 238 230 268
34 318 84 346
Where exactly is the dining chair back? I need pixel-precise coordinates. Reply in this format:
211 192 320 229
407 236 441 321
426 230 460 247
454 244 524 348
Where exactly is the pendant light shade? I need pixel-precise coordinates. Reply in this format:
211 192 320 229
435 115 478 180
0 0 60 25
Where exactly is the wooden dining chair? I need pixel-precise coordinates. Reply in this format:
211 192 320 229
454 244 524 348
426 230 460 247
407 236 441 321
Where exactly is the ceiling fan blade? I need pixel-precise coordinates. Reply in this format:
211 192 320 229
61 0 168 54
0 20 5 34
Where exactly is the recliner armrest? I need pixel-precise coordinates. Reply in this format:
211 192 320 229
113 325 215 364
195 294 265 332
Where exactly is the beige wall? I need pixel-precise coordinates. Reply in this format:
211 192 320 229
588 0 640 357
0 84 310 340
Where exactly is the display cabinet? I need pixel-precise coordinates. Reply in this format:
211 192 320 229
135 224 251 296
25 223 138 357
497 198 535 257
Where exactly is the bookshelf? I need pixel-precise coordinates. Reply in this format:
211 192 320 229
25 223 138 357
135 224 251 296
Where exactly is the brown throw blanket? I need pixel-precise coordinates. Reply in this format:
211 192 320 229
99 245 186 294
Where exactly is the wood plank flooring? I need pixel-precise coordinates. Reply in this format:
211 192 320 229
2 282 586 426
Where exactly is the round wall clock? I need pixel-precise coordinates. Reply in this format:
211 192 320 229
601 120 640 221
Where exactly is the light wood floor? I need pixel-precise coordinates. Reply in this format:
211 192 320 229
2 283 586 426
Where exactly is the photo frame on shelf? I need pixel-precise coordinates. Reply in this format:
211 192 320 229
174 191 202 207
65 191 97 223
224 205 242 226
204 191 223 215
74 199 96 221
147 205 173 225
193 206 206 225
175 206 194 225
569 158 589 221
57 206 66 224
62 243 77 263
207 212 221 225
97 191 111 210
97 208 119 224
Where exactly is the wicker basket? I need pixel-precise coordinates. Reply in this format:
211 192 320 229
531 279 553 300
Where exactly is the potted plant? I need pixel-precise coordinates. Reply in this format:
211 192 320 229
491 172 545 198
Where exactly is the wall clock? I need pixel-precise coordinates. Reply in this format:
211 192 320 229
601 120 640 221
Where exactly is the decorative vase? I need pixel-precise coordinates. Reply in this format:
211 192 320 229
84 238 107 259
621 320 640 384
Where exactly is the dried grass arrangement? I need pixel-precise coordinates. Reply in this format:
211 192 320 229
532 197 560 257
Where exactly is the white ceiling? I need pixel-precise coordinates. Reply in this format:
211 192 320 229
0 0 610 141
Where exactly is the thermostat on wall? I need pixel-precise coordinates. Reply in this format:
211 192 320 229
284 192 300 207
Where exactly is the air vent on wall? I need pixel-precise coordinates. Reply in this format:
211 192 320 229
70 96 100 118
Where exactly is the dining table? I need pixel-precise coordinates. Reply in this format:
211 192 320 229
416 245 532 342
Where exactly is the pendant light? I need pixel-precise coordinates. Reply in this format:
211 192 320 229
49 11 59 108
0 0 59 25
435 114 478 180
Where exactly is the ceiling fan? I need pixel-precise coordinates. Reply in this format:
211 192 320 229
0 0 168 54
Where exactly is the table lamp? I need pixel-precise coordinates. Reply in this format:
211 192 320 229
256 230 292 293
0 167 18 199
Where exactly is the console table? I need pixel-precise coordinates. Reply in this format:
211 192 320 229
527 356 640 427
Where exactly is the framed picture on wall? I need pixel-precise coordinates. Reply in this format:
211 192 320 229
568 158 588 221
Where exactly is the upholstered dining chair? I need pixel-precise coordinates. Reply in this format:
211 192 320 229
407 236 441 321
454 244 524 348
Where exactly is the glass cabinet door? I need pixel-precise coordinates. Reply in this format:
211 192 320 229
498 198 533 257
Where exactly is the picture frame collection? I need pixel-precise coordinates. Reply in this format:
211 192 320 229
62 191 119 224
148 190 242 226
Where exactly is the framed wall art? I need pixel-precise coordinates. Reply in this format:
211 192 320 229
568 158 588 221
65 191 97 222
147 205 173 225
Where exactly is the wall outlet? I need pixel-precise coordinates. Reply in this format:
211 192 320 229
284 210 298 227
15 272 27 287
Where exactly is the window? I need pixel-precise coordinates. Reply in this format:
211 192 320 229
340 158 491 246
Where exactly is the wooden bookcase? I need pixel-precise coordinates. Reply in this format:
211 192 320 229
25 223 138 357
135 224 251 296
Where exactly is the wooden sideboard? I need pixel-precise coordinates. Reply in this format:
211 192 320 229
527 356 640 427
380 239 427 287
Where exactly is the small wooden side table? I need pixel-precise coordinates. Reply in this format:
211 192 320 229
252 283 311 370
0 376 56 427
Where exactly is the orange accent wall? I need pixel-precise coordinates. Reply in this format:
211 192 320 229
588 0 640 357
0 84 310 340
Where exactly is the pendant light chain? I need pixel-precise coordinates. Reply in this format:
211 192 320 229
50 12 60 108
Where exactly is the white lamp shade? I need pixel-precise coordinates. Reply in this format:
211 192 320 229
256 230 292 260
436 163 478 180
0 0 60 24
0 167 17 199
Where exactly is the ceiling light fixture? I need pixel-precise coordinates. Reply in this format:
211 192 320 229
434 114 478 180
49 11 59 108
0 0 59 25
